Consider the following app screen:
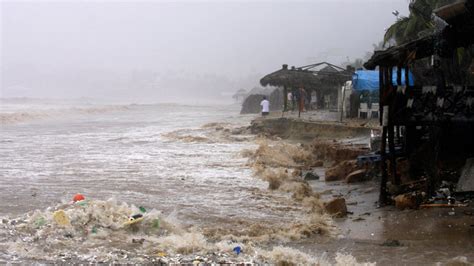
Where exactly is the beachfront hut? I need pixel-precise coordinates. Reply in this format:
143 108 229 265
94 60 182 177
260 64 317 112
364 0 474 204
260 62 353 115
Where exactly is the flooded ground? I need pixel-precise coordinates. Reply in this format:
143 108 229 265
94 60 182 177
0 101 472 264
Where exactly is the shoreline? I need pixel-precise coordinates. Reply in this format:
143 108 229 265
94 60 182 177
248 114 474 265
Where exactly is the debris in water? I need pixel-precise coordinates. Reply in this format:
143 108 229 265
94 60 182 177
132 238 145 244
233 246 242 255
124 214 144 226
381 239 402 247
156 251 167 257
73 193 85 202
53 210 70 226
35 217 46 228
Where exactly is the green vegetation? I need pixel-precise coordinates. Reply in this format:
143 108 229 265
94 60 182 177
384 0 452 45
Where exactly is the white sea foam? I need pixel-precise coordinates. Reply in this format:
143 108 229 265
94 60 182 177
0 198 374 264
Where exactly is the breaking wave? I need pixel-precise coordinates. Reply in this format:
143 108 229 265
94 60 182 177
0 105 130 125
162 123 253 144
0 198 373 265
162 131 213 143
241 138 336 242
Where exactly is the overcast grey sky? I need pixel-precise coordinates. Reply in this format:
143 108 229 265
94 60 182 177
1 0 410 102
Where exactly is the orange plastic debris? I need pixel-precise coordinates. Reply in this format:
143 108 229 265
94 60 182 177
73 193 85 202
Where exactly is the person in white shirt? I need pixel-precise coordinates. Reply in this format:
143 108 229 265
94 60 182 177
287 92 293 110
260 96 270 116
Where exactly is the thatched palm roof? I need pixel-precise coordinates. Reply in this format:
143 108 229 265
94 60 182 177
260 62 353 89
260 64 318 87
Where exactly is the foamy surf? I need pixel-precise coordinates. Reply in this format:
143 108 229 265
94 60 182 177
0 105 130 125
162 122 253 144
0 198 373 265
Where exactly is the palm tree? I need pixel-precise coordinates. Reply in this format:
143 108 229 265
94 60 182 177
384 0 452 46
383 0 473 85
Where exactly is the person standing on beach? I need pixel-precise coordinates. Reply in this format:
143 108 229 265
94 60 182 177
260 96 270 117
287 91 293 111
301 88 308 112
293 88 300 111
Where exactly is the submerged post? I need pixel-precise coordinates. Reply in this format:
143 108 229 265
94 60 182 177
298 87 302 118
340 82 346 122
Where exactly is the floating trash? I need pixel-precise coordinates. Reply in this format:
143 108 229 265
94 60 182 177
72 193 85 202
124 214 144 226
53 210 70 226
156 251 167 257
34 217 46 228
233 246 242 255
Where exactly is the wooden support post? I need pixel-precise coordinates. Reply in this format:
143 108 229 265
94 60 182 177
396 126 401 145
404 67 410 87
283 86 288 113
298 88 302 118
404 66 411 154
388 67 399 185
396 66 402 86
380 125 388 204
428 126 442 196
388 125 399 185
379 67 389 205
340 84 346 122
396 67 402 146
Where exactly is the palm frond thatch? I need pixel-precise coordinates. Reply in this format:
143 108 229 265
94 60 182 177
260 64 318 87
260 63 352 89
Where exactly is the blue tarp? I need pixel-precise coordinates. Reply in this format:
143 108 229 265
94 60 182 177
352 69 414 91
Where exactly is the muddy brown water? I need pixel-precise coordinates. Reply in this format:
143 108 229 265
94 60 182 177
0 103 472 264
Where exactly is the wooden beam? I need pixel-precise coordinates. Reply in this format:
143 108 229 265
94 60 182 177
379 67 389 205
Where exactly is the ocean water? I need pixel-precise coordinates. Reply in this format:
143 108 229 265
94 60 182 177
1 100 471 265
0 101 339 264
